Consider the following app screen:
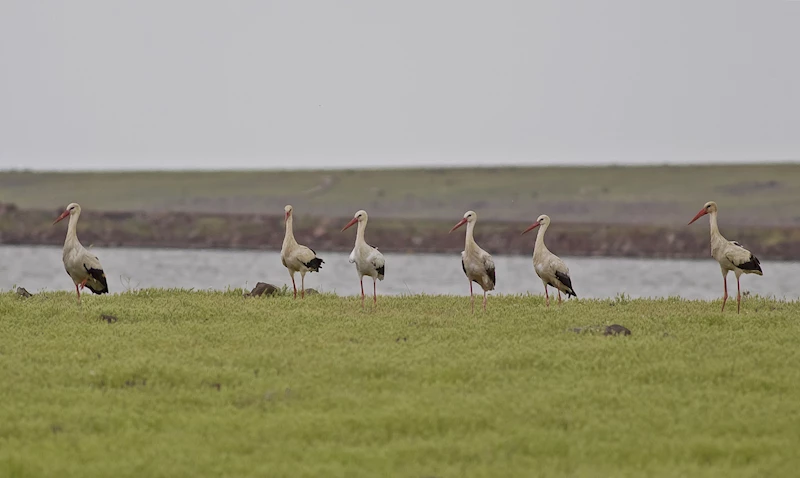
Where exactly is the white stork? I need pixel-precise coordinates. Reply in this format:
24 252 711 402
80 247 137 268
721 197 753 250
53 203 108 302
280 205 324 299
688 201 763 313
521 214 577 306
450 210 495 313
341 209 385 307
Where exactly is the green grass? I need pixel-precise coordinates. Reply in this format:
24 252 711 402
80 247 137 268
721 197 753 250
3 164 800 225
1 291 799 477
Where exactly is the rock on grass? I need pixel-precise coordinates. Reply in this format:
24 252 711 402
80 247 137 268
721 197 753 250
605 324 632 336
244 282 278 297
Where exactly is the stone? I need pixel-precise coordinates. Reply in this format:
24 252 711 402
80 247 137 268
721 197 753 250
244 282 278 297
605 324 631 336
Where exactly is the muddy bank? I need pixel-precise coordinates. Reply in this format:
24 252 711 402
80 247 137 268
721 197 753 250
2 204 800 260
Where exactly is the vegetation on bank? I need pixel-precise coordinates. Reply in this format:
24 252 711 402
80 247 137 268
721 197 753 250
1 163 799 225
1 291 799 477
3 163 800 258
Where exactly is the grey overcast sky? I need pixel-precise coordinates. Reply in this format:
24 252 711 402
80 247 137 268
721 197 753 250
0 0 798 171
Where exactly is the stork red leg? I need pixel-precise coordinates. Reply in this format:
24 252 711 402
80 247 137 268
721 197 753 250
469 281 474 314
721 275 728 312
558 290 562 305
360 278 365 308
75 283 81 301
373 278 377 306
301 274 305 299
544 285 550 307
737 276 741 314
483 291 487 311
79 277 88 290
291 274 297 299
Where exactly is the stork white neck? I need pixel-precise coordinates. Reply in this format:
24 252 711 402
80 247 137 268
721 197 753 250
534 220 549 250
708 210 721 239
283 214 297 248
65 209 81 246
464 219 478 251
355 216 368 245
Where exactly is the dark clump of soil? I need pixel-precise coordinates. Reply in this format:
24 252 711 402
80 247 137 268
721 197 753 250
100 314 118 324
305 288 319 295
605 324 631 336
244 282 278 297
570 324 631 336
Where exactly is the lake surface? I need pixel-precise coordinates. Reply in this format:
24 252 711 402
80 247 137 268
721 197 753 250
1 245 798 300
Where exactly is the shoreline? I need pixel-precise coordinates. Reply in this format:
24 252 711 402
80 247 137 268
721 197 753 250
0 242 723 261
3 205 800 260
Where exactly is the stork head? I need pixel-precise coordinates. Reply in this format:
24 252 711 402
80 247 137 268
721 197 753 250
284 204 293 222
522 214 550 235
688 201 717 225
342 209 367 232
449 210 476 233
53 202 80 225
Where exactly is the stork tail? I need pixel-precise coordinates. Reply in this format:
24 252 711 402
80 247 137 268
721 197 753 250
305 257 324 272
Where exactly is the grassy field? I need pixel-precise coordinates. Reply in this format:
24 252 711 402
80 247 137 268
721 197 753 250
1 291 799 477
2 164 800 225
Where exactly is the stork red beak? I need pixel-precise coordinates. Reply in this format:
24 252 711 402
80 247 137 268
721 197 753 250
449 218 468 233
341 217 358 232
53 210 69 225
688 208 708 225
521 221 540 235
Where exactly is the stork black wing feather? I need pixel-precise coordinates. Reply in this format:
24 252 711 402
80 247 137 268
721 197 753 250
555 270 577 297
737 254 763 274
83 264 109 294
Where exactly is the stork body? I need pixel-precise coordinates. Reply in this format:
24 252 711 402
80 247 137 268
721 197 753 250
342 210 385 307
53 203 108 302
280 205 324 298
522 214 576 306
688 201 763 313
450 211 495 313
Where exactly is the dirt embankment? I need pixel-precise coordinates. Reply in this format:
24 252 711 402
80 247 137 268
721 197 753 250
2 203 800 260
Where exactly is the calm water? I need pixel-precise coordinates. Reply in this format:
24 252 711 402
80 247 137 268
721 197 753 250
1 245 798 300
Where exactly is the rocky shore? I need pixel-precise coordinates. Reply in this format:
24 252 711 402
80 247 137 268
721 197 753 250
2 203 800 260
